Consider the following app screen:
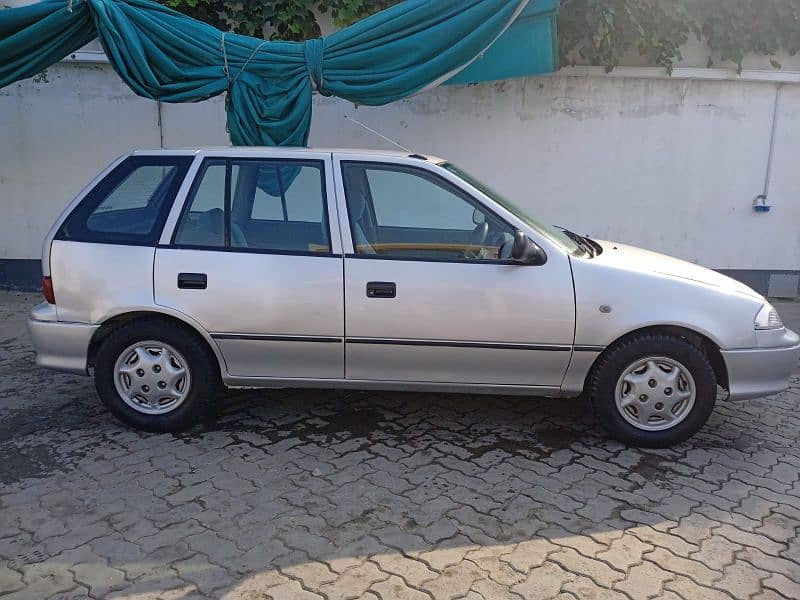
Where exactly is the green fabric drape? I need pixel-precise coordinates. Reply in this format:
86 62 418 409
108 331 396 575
0 0 529 147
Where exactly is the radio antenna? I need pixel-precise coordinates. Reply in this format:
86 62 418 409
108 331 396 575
344 115 411 153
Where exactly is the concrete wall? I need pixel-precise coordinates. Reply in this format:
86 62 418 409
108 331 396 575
1 58 799 293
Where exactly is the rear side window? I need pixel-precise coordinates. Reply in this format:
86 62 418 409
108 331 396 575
57 156 192 245
172 158 331 255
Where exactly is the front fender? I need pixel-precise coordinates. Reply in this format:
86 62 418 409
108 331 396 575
571 258 762 350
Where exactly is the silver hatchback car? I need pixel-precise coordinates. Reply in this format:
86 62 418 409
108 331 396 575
28 148 800 447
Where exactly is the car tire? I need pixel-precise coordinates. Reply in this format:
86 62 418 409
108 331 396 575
94 318 220 432
588 333 717 448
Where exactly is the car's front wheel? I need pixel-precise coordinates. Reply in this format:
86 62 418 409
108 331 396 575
589 333 717 447
94 319 220 432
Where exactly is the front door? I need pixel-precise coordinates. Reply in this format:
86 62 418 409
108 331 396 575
155 152 344 380
336 157 575 388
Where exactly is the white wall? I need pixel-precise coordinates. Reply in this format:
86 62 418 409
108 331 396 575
2 60 798 275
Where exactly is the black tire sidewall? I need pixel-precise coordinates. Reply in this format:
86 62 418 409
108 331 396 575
94 319 218 432
590 335 717 448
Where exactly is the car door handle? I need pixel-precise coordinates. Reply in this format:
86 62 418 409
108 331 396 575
366 281 396 298
177 273 207 290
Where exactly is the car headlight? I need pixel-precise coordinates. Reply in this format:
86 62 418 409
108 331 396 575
755 302 783 330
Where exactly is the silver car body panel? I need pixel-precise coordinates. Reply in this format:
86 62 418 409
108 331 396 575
28 147 799 405
40 154 128 277
722 328 800 401
332 153 576 387
154 250 345 379
154 149 344 379
27 302 97 374
50 241 157 324
222 375 562 397
570 241 766 350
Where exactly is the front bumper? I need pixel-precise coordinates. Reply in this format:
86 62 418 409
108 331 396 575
722 328 800 401
27 303 97 375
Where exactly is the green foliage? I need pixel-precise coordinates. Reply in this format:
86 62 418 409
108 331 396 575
162 0 800 72
317 0 398 28
163 0 397 40
560 0 800 73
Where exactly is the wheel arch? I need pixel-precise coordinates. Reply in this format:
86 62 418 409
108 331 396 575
585 324 729 392
87 308 226 376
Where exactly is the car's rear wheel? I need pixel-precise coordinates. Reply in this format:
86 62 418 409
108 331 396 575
94 319 220 432
589 333 717 447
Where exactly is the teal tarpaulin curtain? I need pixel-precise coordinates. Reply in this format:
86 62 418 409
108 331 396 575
0 0 530 148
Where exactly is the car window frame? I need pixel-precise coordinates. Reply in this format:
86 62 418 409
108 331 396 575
168 156 336 258
55 155 193 247
340 160 521 265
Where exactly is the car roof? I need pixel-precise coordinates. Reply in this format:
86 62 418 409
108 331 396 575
130 147 445 163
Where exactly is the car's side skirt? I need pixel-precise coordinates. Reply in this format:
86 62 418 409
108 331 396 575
221 375 566 398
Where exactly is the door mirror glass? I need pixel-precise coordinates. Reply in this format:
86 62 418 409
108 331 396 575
472 208 485 225
511 230 547 265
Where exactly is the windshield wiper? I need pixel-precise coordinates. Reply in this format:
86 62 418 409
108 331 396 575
557 227 596 257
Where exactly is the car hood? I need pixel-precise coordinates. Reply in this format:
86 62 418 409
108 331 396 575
592 240 764 300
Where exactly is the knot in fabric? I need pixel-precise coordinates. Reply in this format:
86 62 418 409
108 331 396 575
303 38 330 96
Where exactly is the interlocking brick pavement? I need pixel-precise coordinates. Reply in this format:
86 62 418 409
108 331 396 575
1 291 799 599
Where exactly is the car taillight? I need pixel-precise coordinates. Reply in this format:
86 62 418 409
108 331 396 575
42 276 55 304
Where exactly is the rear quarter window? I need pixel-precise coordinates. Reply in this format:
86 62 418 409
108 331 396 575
57 156 192 245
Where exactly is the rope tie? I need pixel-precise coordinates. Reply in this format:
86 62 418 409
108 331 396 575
221 32 267 129
232 40 268 87
221 32 230 82
303 37 330 96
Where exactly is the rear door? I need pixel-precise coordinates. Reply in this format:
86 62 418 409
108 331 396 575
154 151 344 380
334 155 576 388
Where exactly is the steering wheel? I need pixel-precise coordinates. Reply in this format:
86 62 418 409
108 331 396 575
464 221 489 260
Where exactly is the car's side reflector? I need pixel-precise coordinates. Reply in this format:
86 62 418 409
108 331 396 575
42 276 55 304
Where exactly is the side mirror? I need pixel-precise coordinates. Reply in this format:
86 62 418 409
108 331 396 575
472 208 486 225
511 230 547 266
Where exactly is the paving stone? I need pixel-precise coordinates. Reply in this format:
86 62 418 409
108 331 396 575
371 575 432 600
511 561 570 600
413 535 477 572
19 563 76 598
757 512 799 544
173 556 235 595
1 291 800 600
71 561 127 597
371 554 438 588
614 561 673 599
220 571 291 599
752 590 797 600
689 535 741 571
629 527 698 558
317 562 389 600
643 547 720 586
664 575 736 600
501 538 560 574
469 576 527 600
761 573 800 599
0 565 24 594
714 524 787 556
596 535 653 572
549 548 624 588
539 526 608 557
715 560 770 600
564 575 632 600
421 560 487 599
266 579 324 599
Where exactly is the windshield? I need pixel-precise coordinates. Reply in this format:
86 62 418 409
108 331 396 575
440 163 583 255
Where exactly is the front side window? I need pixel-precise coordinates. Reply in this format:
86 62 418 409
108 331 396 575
173 158 331 254
342 163 515 261
440 162 583 255
58 156 191 245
